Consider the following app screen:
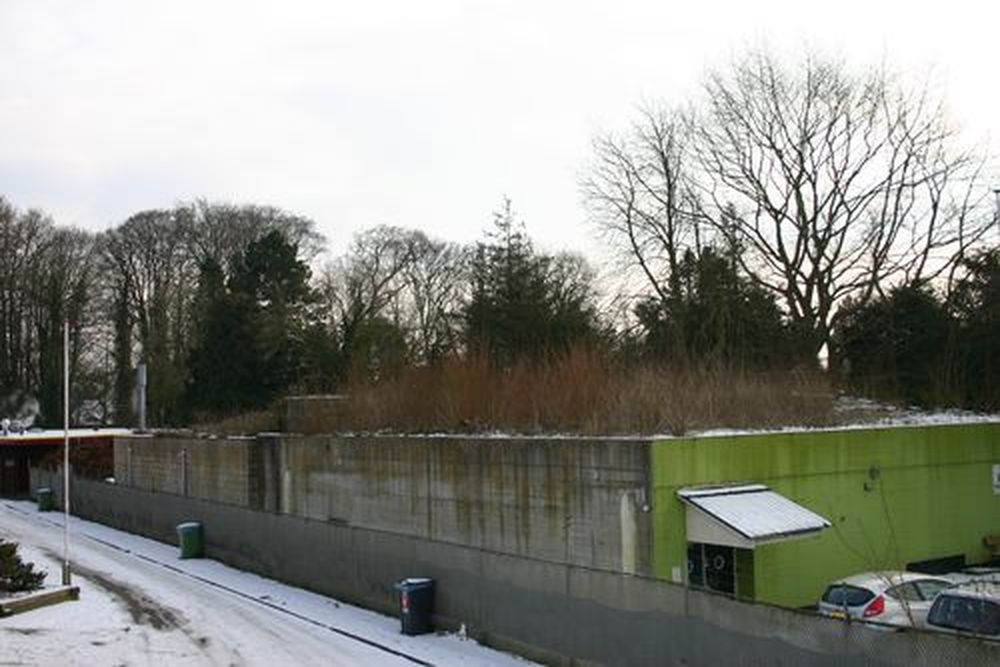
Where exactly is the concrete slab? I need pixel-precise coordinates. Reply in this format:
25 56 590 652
0 585 79 617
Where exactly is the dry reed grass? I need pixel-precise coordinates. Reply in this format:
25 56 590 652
340 348 835 436
190 406 280 436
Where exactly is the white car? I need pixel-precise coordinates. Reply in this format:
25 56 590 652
926 581 1000 638
818 571 953 628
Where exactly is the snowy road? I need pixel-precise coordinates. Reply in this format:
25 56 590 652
0 502 533 667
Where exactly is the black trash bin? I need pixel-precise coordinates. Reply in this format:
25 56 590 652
394 577 434 635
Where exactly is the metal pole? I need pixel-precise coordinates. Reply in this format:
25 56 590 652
136 363 147 432
62 319 71 586
993 189 1000 235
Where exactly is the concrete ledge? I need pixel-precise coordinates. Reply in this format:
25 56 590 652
0 586 80 617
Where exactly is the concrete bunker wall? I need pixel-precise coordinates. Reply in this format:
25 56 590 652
29 471 999 667
115 433 655 575
115 434 254 506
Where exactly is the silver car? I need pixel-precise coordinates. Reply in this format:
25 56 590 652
818 571 953 628
926 582 1000 638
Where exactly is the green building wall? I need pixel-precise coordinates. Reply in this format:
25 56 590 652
650 422 1000 608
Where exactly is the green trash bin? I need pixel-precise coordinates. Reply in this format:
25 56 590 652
36 488 55 512
176 522 204 559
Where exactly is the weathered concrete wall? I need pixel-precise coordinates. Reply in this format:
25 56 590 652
114 434 253 507
38 473 1000 667
115 433 654 575
281 435 652 574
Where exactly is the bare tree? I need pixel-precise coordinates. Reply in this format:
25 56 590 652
317 226 470 379
98 200 324 422
101 210 194 424
30 227 100 424
0 197 100 424
696 49 994 359
0 200 49 394
317 226 421 378
179 199 325 273
400 234 467 364
582 106 715 363
582 105 706 307
585 50 996 364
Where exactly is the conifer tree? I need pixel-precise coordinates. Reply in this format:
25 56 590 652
0 539 46 593
464 199 599 363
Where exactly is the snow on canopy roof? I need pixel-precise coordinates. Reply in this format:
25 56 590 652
0 428 132 446
677 484 831 542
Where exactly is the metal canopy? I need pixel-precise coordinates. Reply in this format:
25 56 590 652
677 484 831 549
0 428 130 448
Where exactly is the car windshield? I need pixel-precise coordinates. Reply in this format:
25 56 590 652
822 585 875 607
928 596 1000 636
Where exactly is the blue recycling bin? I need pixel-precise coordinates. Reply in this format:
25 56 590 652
394 577 434 635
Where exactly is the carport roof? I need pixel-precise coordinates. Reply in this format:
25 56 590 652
677 484 831 547
0 428 130 447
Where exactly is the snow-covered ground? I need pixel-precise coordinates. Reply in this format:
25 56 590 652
0 501 534 666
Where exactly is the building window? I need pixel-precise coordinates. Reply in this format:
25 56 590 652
686 542 753 599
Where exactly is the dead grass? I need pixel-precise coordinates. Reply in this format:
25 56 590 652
190 406 280 436
339 348 836 436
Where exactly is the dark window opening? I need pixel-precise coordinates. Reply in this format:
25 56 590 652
687 542 752 598
687 543 704 587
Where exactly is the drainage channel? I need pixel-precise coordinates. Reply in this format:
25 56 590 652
3 503 434 667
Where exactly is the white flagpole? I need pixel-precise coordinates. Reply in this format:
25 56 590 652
63 318 71 586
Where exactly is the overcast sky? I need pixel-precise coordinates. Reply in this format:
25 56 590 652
2 0 998 259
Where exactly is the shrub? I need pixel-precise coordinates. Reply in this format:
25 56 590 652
0 540 46 593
